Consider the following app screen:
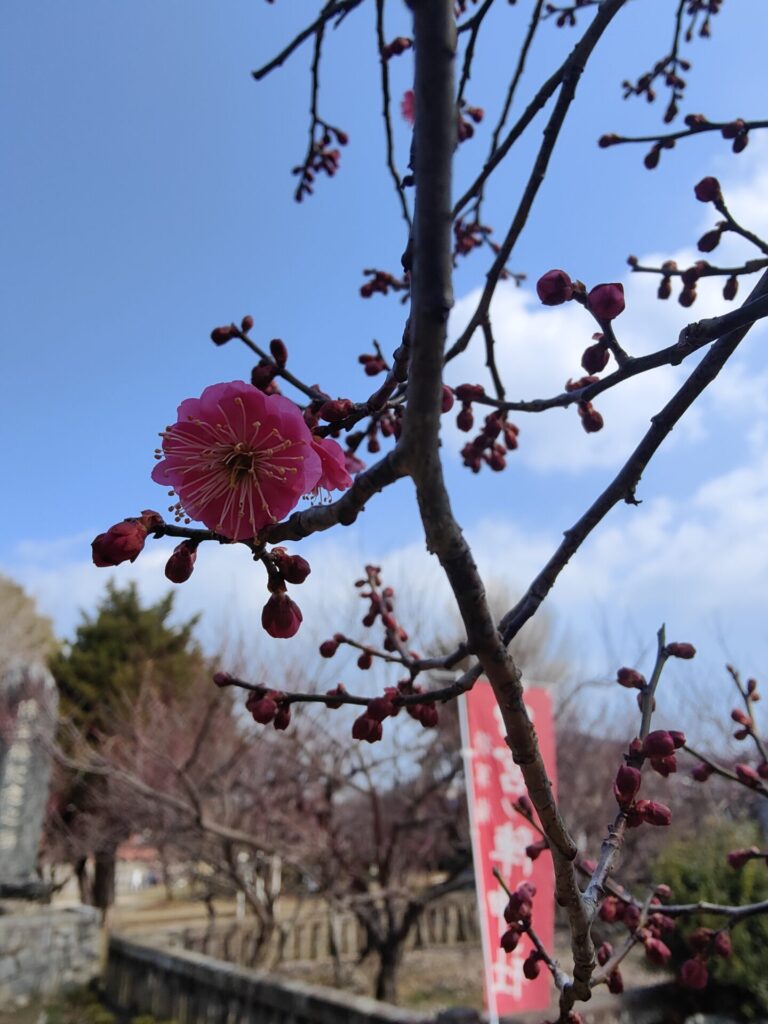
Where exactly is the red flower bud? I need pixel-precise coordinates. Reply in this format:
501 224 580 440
523 953 541 980
581 342 610 375
680 958 708 990
599 897 620 923
417 702 439 728
454 383 486 402
525 838 549 861
319 399 354 423
240 315 254 333
614 765 642 807
578 401 604 433
669 731 686 749
650 755 677 778
723 275 739 301
642 731 676 758
665 642 696 659
731 708 751 727
320 639 339 658
456 405 474 432
617 667 645 689
636 800 672 826
357 651 373 670
587 283 625 321
598 133 620 148
352 714 383 743
692 762 713 782
249 696 278 724
596 942 613 966
694 177 722 203
270 338 288 366
92 520 148 567
713 931 732 958
688 927 713 953
164 540 198 584
212 671 233 688
499 926 521 953
608 970 624 994
441 386 455 413
324 683 346 709
727 847 758 869
270 548 311 585
658 276 672 300
210 324 235 345
261 592 303 639
536 269 574 306
367 696 395 722
735 763 761 788
721 119 745 140
645 937 672 966
697 229 722 253
140 510 165 531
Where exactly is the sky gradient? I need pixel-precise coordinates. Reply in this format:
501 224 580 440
3 1 767 720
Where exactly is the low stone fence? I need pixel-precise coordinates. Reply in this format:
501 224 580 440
0 902 100 1006
106 934 436 1024
164 893 480 968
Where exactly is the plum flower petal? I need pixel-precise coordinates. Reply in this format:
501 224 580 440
311 436 353 492
152 381 325 541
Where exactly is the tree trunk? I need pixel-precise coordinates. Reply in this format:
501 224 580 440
374 942 403 1004
92 844 116 912
75 856 92 905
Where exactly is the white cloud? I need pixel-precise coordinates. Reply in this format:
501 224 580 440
445 136 768 476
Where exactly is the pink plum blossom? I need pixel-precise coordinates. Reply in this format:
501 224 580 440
311 435 353 492
152 381 350 541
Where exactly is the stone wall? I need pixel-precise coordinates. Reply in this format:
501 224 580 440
106 934 435 1024
0 903 101 1006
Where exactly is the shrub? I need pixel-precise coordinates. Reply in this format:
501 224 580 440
654 819 768 1018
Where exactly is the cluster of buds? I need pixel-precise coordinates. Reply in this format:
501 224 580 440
359 268 409 300
355 566 409 647
693 676 768 789
293 126 348 201
91 510 164 568
612 727 686 828
349 681 439 745
536 271 627 433
457 100 483 143
381 36 411 59
251 340 289 394
720 118 750 153
596 941 625 993
358 351 387 377
679 926 733 991
499 881 536 953
210 314 255 347
640 136 677 170
453 217 491 258
259 547 312 639
346 406 404 456
245 687 292 731
459 406 519 473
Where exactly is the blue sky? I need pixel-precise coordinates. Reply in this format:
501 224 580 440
3 1 768 720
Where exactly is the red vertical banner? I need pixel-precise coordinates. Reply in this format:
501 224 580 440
460 683 557 1020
